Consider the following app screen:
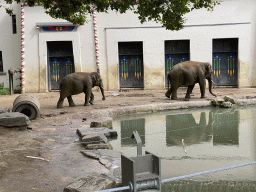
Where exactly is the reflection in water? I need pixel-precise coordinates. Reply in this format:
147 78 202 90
213 110 239 145
110 106 256 191
166 112 213 146
121 118 145 146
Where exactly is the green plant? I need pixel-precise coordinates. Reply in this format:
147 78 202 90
14 89 21 94
0 88 10 95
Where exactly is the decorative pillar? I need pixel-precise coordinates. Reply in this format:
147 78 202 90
92 5 100 74
21 3 25 93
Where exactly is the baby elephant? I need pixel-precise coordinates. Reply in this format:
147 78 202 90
57 72 105 108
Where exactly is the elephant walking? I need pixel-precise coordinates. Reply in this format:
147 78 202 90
57 72 105 108
165 61 217 100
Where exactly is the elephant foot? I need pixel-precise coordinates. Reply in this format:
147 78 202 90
69 103 76 107
57 105 63 109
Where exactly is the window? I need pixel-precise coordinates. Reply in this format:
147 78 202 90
0 52 3 72
12 15 17 34
165 40 190 86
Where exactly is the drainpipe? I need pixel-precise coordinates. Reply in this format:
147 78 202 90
21 2 25 93
92 5 100 74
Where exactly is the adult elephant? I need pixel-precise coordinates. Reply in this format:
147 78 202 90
57 72 105 108
165 61 217 101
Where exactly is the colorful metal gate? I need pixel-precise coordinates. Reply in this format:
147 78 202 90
212 38 238 86
47 41 74 90
118 42 144 88
165 40 190 86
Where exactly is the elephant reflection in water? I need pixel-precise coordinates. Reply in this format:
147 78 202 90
166 112 214 146
166 109 239 146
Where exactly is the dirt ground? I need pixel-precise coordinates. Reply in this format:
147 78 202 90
1 87 256 192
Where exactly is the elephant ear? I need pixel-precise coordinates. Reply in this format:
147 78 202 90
205 63 211 74
91 73 97 85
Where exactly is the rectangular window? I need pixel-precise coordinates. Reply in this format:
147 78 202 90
12 15 17 34
212 38 238 86
0 52 3 72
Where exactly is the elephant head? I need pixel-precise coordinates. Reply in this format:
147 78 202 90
203 63 217 97
91 72 106 100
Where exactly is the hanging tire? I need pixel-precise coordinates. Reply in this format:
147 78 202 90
12 94 40 120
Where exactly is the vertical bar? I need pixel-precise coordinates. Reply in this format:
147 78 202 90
21 3 25 93
132 131 142 156
57 62 59 81
92 5 100 74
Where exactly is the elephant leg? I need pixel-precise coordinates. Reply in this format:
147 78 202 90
171 86 178 100
57 96 65 108
67 95 76 107
84 89 92 106
165 89 171 98
89 92 94 105
199 81 206 98
185 85 195 101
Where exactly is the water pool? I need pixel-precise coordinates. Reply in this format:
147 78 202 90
110 106 256 191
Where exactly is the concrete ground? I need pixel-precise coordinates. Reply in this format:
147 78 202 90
1 87 256 192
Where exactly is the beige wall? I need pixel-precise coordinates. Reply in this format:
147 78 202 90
1 0 256 92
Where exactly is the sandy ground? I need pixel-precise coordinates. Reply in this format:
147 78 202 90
1 87 256 192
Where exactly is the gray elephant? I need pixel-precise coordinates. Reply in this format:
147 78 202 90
165 61 217 100
57 72 105 108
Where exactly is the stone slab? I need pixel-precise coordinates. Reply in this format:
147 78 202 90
0 112 30 128
81 133 108 144
63 172 116 192
77 127 117 138
86 143 113 150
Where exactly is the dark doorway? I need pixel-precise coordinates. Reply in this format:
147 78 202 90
165 40 190 86
212 38 238 86
118 42 144 88
47 41 75 90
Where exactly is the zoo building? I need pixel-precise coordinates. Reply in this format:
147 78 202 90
1 0 256 93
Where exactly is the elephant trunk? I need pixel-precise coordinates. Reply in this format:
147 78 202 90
208 78 217 97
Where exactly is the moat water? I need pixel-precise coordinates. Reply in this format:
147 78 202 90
110 106 256 191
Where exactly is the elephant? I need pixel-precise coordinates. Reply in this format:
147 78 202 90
57 72 105 108
165 61 217 101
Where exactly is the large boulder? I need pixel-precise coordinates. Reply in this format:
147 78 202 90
0 112 30 130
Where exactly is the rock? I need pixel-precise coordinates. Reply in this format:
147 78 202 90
0 112 30 129
224 96 236 104
86 143 113 150
77 127 117 138
211 99 217 106
81 133 108 145
0 107 10 114
220 101 233 108
63 172 116 192
90 117 112 128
